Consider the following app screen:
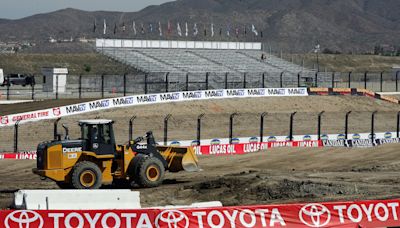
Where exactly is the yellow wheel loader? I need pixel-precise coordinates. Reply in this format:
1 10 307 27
32 119 199 189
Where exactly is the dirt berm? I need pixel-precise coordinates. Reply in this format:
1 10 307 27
1 144 400 208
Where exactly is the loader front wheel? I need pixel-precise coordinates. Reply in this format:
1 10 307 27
71 161 102 189
136 157 165 188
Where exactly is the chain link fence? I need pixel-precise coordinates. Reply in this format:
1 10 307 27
0 71 399 100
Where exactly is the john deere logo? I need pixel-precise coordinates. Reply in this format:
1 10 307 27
303 135 312 141
352 134 361 140
249 137 258 143
268 136 277 142
231 138 240 144
368 133 376 139
321 134 329 140
211 139 221 145
170 141 181 146
384 132 392 139
337 134 346 140
285 136 291 141
191 140 200 146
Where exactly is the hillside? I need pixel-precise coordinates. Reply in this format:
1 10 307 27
0 0 399 52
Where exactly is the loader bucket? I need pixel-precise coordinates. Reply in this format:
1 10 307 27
157 146 199 172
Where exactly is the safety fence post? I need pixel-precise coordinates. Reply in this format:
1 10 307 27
129 116 136 142
205 72 209 90
364 71 368 90
54 118 61 140
165 72 169 93
380 72 383 92
315 72 318 87
297 73 301 87
243 73 247 89
331 72 335 88
396 71 399 92
164 114 172 146
348 72 352 88
186 73 189 91
123 74 127 96
262 73 265 88
260 112 267 143
280 72 284 88
289 112 297 141
14 120 21 153
318 111 325 140
229 113 239 144
371 111 377 141
78 75 82 99
6 75 10 100
144 73 148 94
56 74 59 100
397 111 400 138
225 72 229 89
345 111 352 139
101 74 105 98
197 114 205 146
31 82 35 100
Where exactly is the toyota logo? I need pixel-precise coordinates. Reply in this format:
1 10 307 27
5 210 44 228
155 210 189 228
299 203 331 227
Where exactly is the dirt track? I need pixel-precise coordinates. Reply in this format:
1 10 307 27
1 144 400 208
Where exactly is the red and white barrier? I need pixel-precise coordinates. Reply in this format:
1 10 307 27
1 199 400 227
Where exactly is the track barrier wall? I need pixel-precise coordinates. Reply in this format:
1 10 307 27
1 198 400 227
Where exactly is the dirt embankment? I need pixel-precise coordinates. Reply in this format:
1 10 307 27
1 95 399 152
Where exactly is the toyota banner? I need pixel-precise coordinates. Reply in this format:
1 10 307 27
1 199 400 227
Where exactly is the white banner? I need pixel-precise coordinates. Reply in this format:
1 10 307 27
0 88 308 127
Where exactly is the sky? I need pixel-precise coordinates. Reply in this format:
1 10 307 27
0 0 174 19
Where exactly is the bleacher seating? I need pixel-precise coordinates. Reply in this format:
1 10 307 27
98 46 319 88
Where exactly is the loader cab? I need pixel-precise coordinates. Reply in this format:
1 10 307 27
79 120 116 155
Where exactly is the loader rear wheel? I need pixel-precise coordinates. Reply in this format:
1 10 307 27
136 157 165 188
71 161 102 189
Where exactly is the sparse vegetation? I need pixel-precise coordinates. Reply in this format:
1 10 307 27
0 53 135 75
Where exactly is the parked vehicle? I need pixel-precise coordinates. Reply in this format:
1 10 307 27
1 74 35 87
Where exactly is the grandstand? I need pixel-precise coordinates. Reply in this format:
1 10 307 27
97 39 318 88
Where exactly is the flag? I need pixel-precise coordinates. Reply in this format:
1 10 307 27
177 23 182 36
103 19 106 35
93 19 97 33
251 24 258 36
167 20 172 35
122 22 126 32
133 21 137 35
149 23 153 33
113 23 117 34
211 23 214 37
141 23 145 34
193 23 198 36
185 22 188 37
158 21 162 36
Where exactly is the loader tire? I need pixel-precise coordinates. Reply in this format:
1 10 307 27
71 161 102 189
136 157 165 188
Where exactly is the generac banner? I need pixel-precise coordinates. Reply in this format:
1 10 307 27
0 88 308 127
1 199 400 227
